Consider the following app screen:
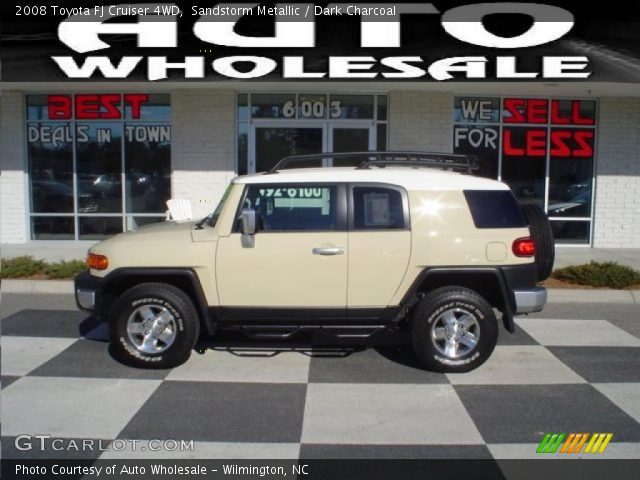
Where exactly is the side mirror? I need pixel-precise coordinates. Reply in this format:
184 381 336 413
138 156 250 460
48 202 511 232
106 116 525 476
240 208 256 247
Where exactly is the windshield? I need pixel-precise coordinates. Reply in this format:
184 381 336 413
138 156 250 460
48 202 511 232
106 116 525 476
208 183 233 227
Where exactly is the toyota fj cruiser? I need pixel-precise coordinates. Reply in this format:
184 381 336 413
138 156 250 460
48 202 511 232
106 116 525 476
75 152 553 372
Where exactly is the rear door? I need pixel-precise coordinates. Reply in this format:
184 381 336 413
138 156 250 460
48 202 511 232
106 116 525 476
347 184 412 308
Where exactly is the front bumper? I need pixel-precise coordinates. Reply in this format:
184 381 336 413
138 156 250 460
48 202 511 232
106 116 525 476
74 270 102 312
513 287 547 314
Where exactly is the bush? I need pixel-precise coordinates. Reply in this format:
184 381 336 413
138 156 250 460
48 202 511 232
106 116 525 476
43 260 87 279
552 261 640 289
1 256 46 278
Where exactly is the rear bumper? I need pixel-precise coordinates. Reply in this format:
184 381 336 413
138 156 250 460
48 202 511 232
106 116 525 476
74 270 102 312
513 287 547 314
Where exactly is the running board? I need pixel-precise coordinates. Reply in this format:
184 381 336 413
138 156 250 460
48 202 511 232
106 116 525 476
238 325 387 340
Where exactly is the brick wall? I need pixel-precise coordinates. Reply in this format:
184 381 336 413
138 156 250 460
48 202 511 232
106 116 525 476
388 91 453 152
593 98 640 248
0 91 27 244
171 90 236 219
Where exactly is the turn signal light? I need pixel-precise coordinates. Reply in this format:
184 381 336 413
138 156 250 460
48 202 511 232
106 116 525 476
512 237 536 257
87 253 109 270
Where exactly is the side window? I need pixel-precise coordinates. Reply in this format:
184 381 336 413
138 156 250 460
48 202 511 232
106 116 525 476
353 186 406 230
243 184 337 232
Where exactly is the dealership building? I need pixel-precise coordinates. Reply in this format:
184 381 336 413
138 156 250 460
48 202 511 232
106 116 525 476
1 82 639 248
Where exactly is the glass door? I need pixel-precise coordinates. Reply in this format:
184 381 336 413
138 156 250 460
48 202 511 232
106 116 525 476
250 123 325 173
329 124 375 167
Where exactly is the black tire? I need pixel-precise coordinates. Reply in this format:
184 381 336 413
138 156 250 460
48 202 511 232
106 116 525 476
110 282 200 369
411 287 498 373
521 204 555 282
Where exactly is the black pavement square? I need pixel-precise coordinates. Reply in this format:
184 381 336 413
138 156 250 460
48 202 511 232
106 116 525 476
119 381 307 442
308 347 448 384
1 309 98 338
28 339 171 380
1 376 20 389
299 444 493 459
548 347 640 383
455 384 640 444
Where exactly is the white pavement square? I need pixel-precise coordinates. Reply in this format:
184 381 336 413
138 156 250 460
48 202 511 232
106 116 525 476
447 346 586 385
516 319 640 347
301 383 483 445
2 377 161 439
593 383 640 424
166 349 311 384
1 336 76 376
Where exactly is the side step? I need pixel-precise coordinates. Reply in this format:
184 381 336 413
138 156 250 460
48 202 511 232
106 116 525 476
239 325 387 340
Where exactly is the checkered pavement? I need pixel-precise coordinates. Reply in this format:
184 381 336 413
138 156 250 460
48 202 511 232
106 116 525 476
2 298 640 460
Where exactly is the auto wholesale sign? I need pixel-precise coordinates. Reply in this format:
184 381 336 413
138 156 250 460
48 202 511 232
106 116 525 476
3 1 640 82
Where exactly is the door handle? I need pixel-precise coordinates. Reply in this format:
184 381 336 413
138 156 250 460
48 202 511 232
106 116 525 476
312 247 344 256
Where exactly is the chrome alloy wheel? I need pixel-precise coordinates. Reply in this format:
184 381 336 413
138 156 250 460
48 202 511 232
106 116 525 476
430 308 480 359
126 304 177 354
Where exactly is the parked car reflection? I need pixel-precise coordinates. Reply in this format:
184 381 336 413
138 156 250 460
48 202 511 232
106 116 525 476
32 180 98 213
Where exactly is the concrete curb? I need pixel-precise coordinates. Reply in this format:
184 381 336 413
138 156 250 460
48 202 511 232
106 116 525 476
2 279 74 294
2 279 640 304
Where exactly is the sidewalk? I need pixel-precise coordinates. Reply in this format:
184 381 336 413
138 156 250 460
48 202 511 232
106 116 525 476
2 279 639 303
2 242 640 270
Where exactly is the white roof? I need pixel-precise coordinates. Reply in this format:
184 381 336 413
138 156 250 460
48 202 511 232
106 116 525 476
233 167 509 191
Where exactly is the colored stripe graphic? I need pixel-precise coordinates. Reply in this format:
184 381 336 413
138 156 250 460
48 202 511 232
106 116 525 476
538 433 613 454
537 433 565 453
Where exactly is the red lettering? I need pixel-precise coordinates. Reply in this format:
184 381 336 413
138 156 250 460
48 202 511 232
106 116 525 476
100 94 122 119
527 99 548 124
124 94 148 119
526 130 547 156
75 95 101 119
572 101 595 125
573 130 594 157
503 99 526 124
550 130 572 157
503 129 524 155
551 100 571 124
48 95 72 120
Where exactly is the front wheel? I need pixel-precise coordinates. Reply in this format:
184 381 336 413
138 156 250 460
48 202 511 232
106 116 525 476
110 283 200 369
411 287 498 373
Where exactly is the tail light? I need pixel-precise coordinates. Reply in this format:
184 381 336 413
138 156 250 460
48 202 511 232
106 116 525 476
512 237 536 257
87 253 109 270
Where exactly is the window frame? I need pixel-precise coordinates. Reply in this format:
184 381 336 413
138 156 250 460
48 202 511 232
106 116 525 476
348 183 410 231
233 182 348 233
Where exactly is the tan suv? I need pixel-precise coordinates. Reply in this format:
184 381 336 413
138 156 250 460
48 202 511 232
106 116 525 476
75 152 552 373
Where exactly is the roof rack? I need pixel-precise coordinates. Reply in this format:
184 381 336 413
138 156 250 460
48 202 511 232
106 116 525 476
267 151 478 174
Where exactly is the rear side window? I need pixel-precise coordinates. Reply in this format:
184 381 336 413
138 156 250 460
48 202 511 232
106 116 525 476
464 190 526 229
353 186 406 230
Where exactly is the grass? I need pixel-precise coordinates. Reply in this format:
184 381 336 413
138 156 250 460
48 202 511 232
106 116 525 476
1 256 86 280
549 261 640 289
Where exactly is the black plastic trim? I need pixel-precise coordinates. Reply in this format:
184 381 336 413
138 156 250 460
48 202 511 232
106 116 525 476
102 267 215 335
399 266 520 333
74 270 102 312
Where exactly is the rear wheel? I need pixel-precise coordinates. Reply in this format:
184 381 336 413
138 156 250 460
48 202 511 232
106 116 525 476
521 204 555 281
411 287 498 373
110 283 200 369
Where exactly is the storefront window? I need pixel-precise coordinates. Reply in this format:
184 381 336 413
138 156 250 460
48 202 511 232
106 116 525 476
26 94 171 240
453 97 597 245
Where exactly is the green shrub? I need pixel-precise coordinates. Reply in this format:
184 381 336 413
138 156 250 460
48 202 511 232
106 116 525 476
552 261 640 289
0 256 46 278
43 260 87 279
